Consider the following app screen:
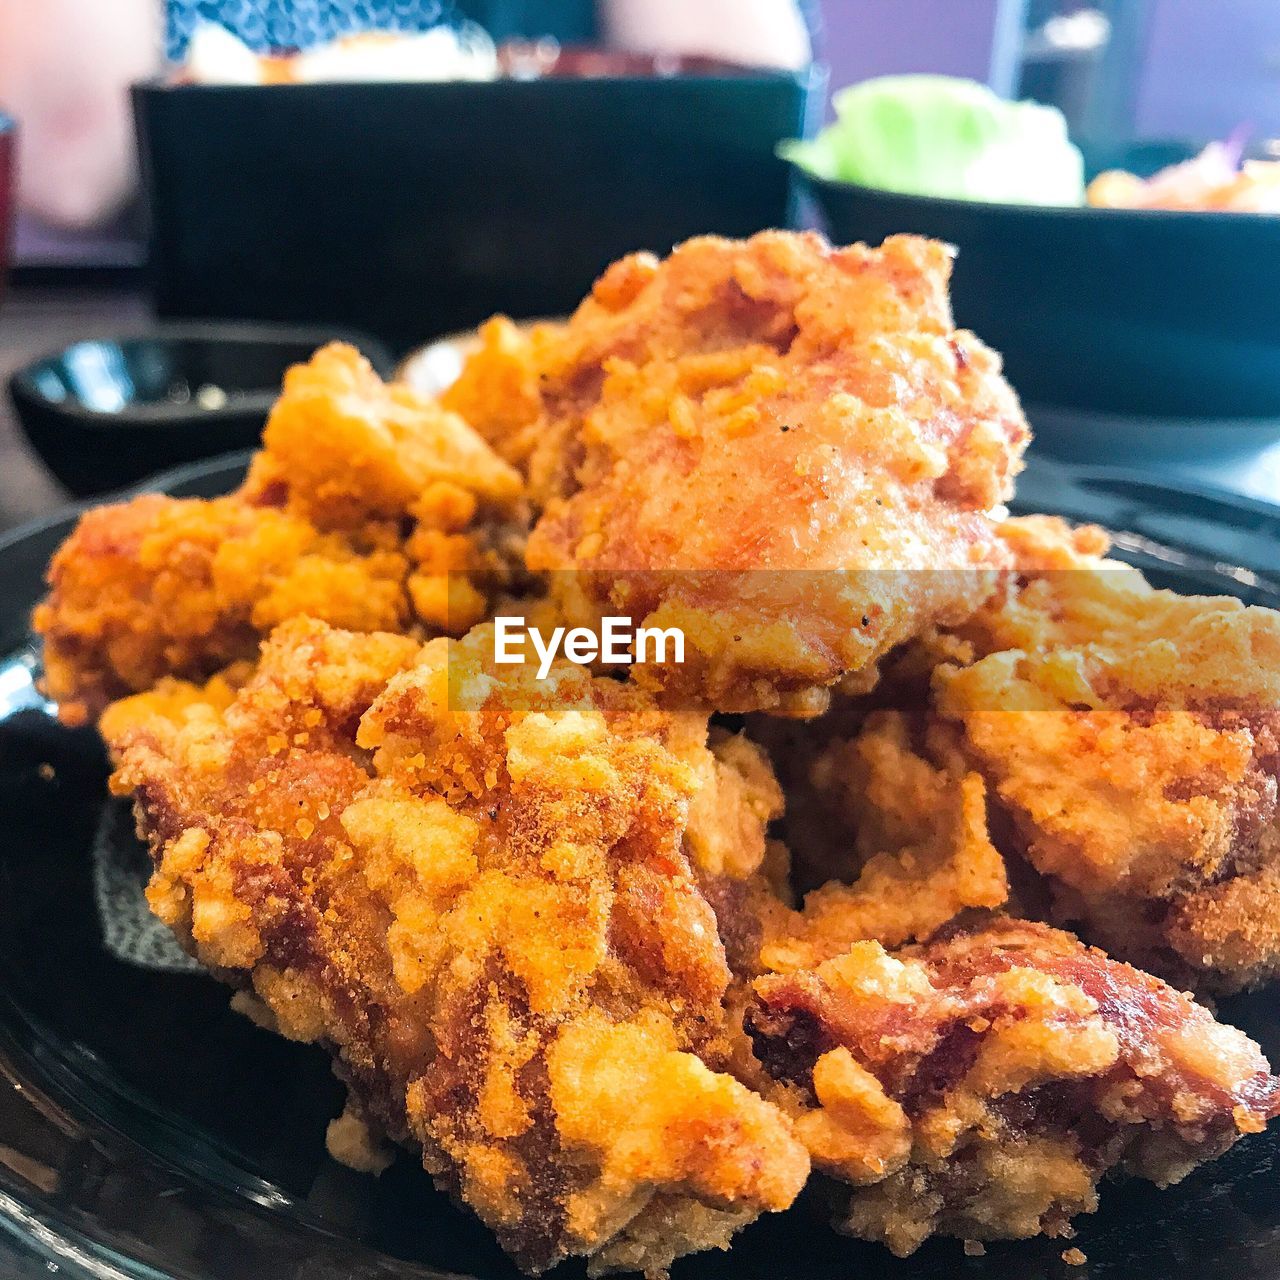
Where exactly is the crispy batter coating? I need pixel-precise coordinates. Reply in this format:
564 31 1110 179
747 917 1280 1256
246 340 522 526
940 518 1280 991
36 493 408 726
517 231 1029 715
747 643 993 894
439 316 566 471
37 233 1280 1275
754 709 1008 973
790 517 1280 992
34 344 525 725
108 618 807 1276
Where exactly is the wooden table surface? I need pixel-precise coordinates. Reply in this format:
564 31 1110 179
0 286 151 532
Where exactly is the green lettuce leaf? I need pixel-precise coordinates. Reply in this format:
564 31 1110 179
782 75 1084 206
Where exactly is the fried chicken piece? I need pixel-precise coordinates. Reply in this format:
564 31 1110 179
108 618 807 1276
98 665 249 742
747 633 994 883
983 511 1111 574
36 494 411 726
786 515 1280 992
439 315 566 471
518 231 1029 715
244 340 522 527
937 517 1280 992
35 344 524 724
680 703 1010 1110
747 917 1280 1257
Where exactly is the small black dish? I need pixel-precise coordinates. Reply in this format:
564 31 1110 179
794 144 1280 455
9 323 394 497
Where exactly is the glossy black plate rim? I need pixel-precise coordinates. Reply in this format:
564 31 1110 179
0 452 256 556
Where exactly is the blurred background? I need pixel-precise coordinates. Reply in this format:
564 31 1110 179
1 0 1279 526
13 0 1275 272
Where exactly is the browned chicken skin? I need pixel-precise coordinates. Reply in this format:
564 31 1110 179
748 917 1280 1255
35 344 524 724
947 517 1280 991
509 231 1029 714
782 516 1280 993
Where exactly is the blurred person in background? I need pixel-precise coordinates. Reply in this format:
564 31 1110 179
598 0 812 70
163 0 812 68
0 0 811 258
0 0 158 232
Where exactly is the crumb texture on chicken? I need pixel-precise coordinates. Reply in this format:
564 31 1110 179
439 315 566 471
755 708 1008 973
747 917 1280 1255
34 343 525 724
36 231 1280 1276
942 519 1280 991
109 618 806 1275
777 514 1280 993
512 231 1030 714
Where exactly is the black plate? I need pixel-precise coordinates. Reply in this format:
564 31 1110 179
2 454 1280 1280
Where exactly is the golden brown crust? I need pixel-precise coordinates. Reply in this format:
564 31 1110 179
439 316 566 471
518 232 1029 714
36 237 1280 1276
755 709 1008 972
34 344 525 724
109 619 807 1275
787 517 1280 993
246 340 522 526
36 493 412 724
941 530 1280 991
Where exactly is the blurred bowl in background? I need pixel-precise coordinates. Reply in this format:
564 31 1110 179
1024 403 1280 465
133 61 823 355
796 144 1280 459
9 322 392 497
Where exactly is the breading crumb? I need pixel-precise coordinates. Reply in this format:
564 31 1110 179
108 617 805 1276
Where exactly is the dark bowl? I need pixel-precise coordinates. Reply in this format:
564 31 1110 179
797 160 1280 448
132 67 823 353
9 322 393 497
